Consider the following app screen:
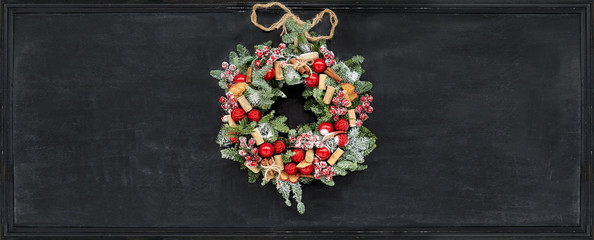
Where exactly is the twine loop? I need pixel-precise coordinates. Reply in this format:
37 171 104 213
251 2 338 42
260 158 284 188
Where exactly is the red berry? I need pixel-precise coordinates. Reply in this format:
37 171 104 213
305 73 319 87
273 140 286 154
259 143 274 158
315 147 331 160
367 96 373 102
218 97 226 103
234 74 246 83
231 108 246 122
247 109 262 122
332 97 340 105
285 162 298 175
359 113 368 121
337 134 349 147
264 68 275 81
332 115 340 122
356 120 363 127
229 137 238 143
366 106 374 113
291 149 305 162
255 60 261 68
318 122 333 135
360 96 367 102
311 58 327 73
275 49 281 55
255 49 263 58
334 118 349 131
355 105 363 113
341 99 350 107
299 164 314 175
337 91 345 98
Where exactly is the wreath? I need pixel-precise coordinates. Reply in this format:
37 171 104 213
213 2 377 214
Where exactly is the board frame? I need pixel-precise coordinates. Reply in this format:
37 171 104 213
1 1 593 238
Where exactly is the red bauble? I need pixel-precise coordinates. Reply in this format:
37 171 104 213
318 122 333 135
299 164 314 175
334 118 349 131
234 74 247 83
337 133 349 147
231 108 246 122
291 149 305 162
305 73 319 87
285 162 298 175
315 147 331 160
273 140 286 154
247 109 262 122
259 143 274 158
311 58 327 73
264 68 275 81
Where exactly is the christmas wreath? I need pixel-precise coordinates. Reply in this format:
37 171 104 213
213 2 377 214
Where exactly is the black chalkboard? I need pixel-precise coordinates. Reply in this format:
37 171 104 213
2 1 593 238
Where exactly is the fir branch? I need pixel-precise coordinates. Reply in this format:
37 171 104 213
236 56 255 73
299 177 314 184
210 70 223 80
218 79 228 90
355 81 373 94
312 88 325 104
335 160 360 171
270 116 290 133
221 147 244 163
228 51 239 66
277 180 292 207
254 40 273 50
260 110 275 123
302 88 313 98
216 126 232 147
236 44 250 58
290 182 305 214
283 67 302 85
297 34 311 53
282 150 295 163
332 165 348 176
282 32 298 44
319 177 335 186
344 55 365 68
247 169 260 183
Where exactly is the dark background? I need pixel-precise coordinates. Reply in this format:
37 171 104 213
6 4 586 231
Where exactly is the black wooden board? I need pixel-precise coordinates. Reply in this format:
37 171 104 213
1 1 593 238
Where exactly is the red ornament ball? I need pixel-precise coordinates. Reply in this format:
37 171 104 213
259 143 274 158
318 122 334 135
264 68 275 81
291 149 305 162
273 140 286 154
334 118 349 131
299 164 314 175
234 74 246 84
337 133 349 147
305 73 319 87
231 108 246 122
315 147 331 160
285 162 298 175
311 58 327 73
247 109 262 122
